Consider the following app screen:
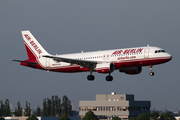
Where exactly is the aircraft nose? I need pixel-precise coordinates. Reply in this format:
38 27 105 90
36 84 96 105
167 53 172 61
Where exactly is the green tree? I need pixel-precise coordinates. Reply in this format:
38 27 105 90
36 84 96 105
0 99 10 117
55 95 61 116
14 101 22 116
47 98 51 116
150 111 159 120
159 112 176 120
67 100 72 116
42 95 71 117
58 114 70 120
112 116 121 120
129 117 136 120
4 99 10 116
62 96 68 115
62 96 72 116
28 103 31 116
0 100 5 118
50 95 56 116
42 98 47 116
82 111 99 120
26 115 38 120
36 106 41 116
136 114 149 120
24 101 31 116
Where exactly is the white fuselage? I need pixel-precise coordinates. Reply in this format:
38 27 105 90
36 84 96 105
38 46 171 72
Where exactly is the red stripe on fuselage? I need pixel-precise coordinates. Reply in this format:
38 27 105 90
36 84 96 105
46 56 171 73
113 56 172 69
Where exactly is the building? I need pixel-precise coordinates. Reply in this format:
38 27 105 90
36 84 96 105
175 116 180 120
79 92 151 120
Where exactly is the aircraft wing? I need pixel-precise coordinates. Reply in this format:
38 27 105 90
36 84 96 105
43 55 101 69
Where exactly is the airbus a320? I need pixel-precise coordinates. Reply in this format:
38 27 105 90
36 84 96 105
12 31 172 81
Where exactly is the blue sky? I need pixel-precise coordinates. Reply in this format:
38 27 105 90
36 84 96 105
1 1 180 111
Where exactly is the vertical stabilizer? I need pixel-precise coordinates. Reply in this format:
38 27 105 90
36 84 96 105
21 30 49 60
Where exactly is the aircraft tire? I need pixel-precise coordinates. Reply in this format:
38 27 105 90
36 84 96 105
149 72 154 76
87 75 95 81
106 75 113 81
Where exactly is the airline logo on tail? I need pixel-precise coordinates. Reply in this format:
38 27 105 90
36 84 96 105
24 34 42 54
24 34 31 40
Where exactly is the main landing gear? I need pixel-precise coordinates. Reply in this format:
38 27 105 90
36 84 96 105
87 74 95 81
87 72 113 81
87 70 95 81
106 74 113 81
149 65 154 76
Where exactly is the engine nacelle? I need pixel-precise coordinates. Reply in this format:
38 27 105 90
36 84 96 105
96 63 115 73
119 67 142 75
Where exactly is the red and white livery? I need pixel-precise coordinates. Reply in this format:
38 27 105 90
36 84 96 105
12 30 172 81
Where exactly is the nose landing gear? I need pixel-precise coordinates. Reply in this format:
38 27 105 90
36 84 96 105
149 65 154 76
105 73 113 81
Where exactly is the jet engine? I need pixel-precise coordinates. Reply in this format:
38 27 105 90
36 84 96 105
119 67 142 75
96 63 115 73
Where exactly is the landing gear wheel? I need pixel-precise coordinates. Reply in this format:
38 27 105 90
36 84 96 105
87 75 95 81
106 75 113 81
149 65 155 76
149 72 154 76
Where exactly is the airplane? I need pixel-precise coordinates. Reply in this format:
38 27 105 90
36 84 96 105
12 30 172 81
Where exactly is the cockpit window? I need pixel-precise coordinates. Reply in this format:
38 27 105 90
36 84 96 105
161 50 166 52
155 50 166 53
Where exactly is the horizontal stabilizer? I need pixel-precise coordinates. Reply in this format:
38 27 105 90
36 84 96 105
11 60 37 65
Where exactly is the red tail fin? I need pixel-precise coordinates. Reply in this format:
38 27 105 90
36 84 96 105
24 42 37 60
22 30 50 61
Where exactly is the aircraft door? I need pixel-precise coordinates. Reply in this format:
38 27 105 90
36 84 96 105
45 58 50 68
144 48 150 58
